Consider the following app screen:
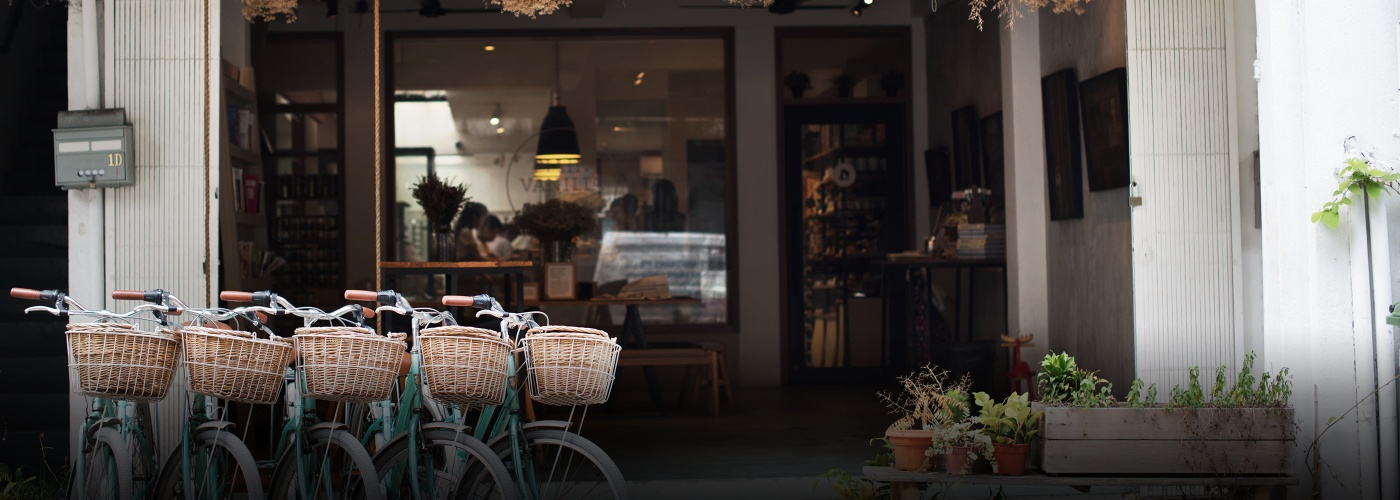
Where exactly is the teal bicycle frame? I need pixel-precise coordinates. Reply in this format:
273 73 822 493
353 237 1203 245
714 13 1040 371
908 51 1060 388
471 353 535 498
74 397 159 499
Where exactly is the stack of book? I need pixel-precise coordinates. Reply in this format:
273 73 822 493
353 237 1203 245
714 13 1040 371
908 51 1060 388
957 223 1006 259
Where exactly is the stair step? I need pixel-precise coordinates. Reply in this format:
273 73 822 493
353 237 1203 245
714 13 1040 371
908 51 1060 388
0 226 66 257
0 257 69 289
0 196 65 225
0 321 66 356
0 356 67 394
0 430 71 474
0 393 69 432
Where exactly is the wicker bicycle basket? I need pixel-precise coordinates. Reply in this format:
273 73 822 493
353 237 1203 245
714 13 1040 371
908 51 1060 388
181 326 294 405
520 326 620 406
418 326 514 408
294 327 406 404
66 323 179 402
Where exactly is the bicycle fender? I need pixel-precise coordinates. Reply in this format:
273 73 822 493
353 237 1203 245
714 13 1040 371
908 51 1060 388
422 422 474 434
84 417 123 440
309 421 349 433
194 420 236 433
521 420 570 432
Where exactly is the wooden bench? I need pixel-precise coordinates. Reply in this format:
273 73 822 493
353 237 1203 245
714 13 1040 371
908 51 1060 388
618 347 719 417
863 466 1296 500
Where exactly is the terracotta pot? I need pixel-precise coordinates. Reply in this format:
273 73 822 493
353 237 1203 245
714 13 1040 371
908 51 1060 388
993 443 1030 476
886 430 934 471
943 446 972 475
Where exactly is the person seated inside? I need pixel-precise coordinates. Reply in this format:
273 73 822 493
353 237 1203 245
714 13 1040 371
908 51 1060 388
645 179 687 232
606 194 642 232
479 215 513 260
454 202 491 261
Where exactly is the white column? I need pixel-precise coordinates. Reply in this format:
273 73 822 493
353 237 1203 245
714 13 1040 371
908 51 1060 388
1000 12 1050 361
734 24 781 387
1256 0 1398 497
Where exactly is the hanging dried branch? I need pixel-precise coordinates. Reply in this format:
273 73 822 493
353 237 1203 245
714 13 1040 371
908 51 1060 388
491 0 572 18
725 0 774 7
243 0 298 23
968 0 1091 30
411 172 470 229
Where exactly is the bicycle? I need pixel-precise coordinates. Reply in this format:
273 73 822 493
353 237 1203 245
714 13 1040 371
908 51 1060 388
219 290 388 500
11 287 180 500
442 293 629 500
342 289 517 500
107 289 272 500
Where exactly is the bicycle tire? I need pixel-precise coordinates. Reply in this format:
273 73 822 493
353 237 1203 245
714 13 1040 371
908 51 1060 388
68 426 134 500
268 427 383 500
369 428 518 500
492 429 628 500
153 427 266 500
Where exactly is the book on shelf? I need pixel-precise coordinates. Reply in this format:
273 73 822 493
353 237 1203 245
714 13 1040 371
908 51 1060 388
956 237 1006 250
232 167 245 213
243 174 261 214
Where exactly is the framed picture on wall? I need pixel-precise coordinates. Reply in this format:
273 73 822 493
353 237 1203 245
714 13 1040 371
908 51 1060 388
543 263 576 300
980 113 1005 209
950 105 983 191
1079 68 1129 191
924 146 953 208
1042 68 1085 220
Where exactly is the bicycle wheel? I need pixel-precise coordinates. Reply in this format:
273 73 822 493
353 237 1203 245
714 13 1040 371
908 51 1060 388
69 427 133 500
153 427 265 500
493 429 627 500
370 428 517 500
268 427 382 500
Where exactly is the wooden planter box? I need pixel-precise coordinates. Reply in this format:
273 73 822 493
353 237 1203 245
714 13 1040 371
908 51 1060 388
1036 406 1295 475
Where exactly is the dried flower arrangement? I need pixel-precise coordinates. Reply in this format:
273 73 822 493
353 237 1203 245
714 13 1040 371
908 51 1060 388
514 198 598 243
243 0 298 23
968 0 1092 30
879 364 973 433
411 172 470 230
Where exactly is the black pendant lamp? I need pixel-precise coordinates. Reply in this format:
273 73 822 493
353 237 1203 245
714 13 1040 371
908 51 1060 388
535 42 580 181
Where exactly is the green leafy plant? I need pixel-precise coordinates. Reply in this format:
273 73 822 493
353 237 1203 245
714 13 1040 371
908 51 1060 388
1311 157 1399 228
816 439 894 500
972 392 1042 444
1036 352 1115 408
1168 352 1292 409
1125 378 1158 408
928 418 997 474
879 364 974 432
784 71 812 93
513 198 599 243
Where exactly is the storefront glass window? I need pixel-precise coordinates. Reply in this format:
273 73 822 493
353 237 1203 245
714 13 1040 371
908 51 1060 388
390 33 734 331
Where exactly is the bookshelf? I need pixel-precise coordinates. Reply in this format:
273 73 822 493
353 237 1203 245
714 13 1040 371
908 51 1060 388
218 60 273 293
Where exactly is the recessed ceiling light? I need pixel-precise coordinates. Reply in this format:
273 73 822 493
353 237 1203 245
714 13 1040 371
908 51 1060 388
496 127 506 134
484 45 496 51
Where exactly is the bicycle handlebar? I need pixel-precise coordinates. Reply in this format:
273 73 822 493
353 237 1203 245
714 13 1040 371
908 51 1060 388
110 289 145 301
441 294 495 310
10 288 45 301
220 291 254 303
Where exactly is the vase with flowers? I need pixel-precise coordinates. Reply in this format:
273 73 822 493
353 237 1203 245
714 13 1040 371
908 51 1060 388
411 172 469 262
514 198 599 262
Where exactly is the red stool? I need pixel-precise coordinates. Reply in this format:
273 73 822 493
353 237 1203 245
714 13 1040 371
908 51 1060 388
1001 334 1036 398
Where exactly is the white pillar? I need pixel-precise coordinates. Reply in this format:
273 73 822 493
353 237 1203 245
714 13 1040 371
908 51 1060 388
1000 12 1050 361
1256 0 1398 497
734 24 781 387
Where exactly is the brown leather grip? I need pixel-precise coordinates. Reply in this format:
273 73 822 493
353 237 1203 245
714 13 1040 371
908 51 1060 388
111 290 144 301
221 291 254 303
442 295 473 306
361 306 376 319
344 290 378 302
9 288 41 300
166 307 182 316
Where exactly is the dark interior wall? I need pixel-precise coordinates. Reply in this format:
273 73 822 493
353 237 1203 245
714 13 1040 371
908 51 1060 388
0 1 66 195
1038 1 1133 390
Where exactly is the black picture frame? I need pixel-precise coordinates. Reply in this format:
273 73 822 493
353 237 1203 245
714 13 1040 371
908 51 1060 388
980 113 1005 209
1041 68 1084 220
924 147 953 210
950 105 982 191
1078 68 1129 191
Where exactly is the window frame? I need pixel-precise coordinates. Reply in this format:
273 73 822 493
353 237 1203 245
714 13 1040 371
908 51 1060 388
383 28 740 335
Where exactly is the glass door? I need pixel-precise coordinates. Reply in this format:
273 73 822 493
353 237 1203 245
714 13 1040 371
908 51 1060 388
785 103 909 384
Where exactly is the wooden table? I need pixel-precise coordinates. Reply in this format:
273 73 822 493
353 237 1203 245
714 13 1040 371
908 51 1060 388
863 466 1296 500
529 298 704 415
380 261 533 312
875 257 1008 343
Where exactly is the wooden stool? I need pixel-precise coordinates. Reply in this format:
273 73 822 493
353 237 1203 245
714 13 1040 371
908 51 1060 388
680 342 732 408
1001 339 1036 398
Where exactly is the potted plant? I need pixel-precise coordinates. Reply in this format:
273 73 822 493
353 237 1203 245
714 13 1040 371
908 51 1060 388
879 71 904 98
929 418 996 475
973 391 1041 475
784 71 812 99
1035 351 1295 475
878 365 973 471
410 172 469 262
832 73 855 98
513 198 599 262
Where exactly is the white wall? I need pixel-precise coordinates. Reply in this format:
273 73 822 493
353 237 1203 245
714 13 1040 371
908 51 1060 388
270 0 930 387
1256 0 1398 497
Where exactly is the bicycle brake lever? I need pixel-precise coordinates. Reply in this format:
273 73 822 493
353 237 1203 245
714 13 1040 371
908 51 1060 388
24 306 62 316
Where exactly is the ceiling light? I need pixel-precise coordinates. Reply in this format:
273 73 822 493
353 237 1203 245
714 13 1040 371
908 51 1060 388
862 0 873 5
850 4 862 15
484 45 496 51
326 0 339 17
489 103 502 126
535 42 579 182
495 127 506 134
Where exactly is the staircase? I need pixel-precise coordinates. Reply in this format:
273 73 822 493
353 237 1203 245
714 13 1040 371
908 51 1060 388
0 0 69 474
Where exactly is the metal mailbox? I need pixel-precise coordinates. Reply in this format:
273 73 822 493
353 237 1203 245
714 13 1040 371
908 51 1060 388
53 109 134 190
